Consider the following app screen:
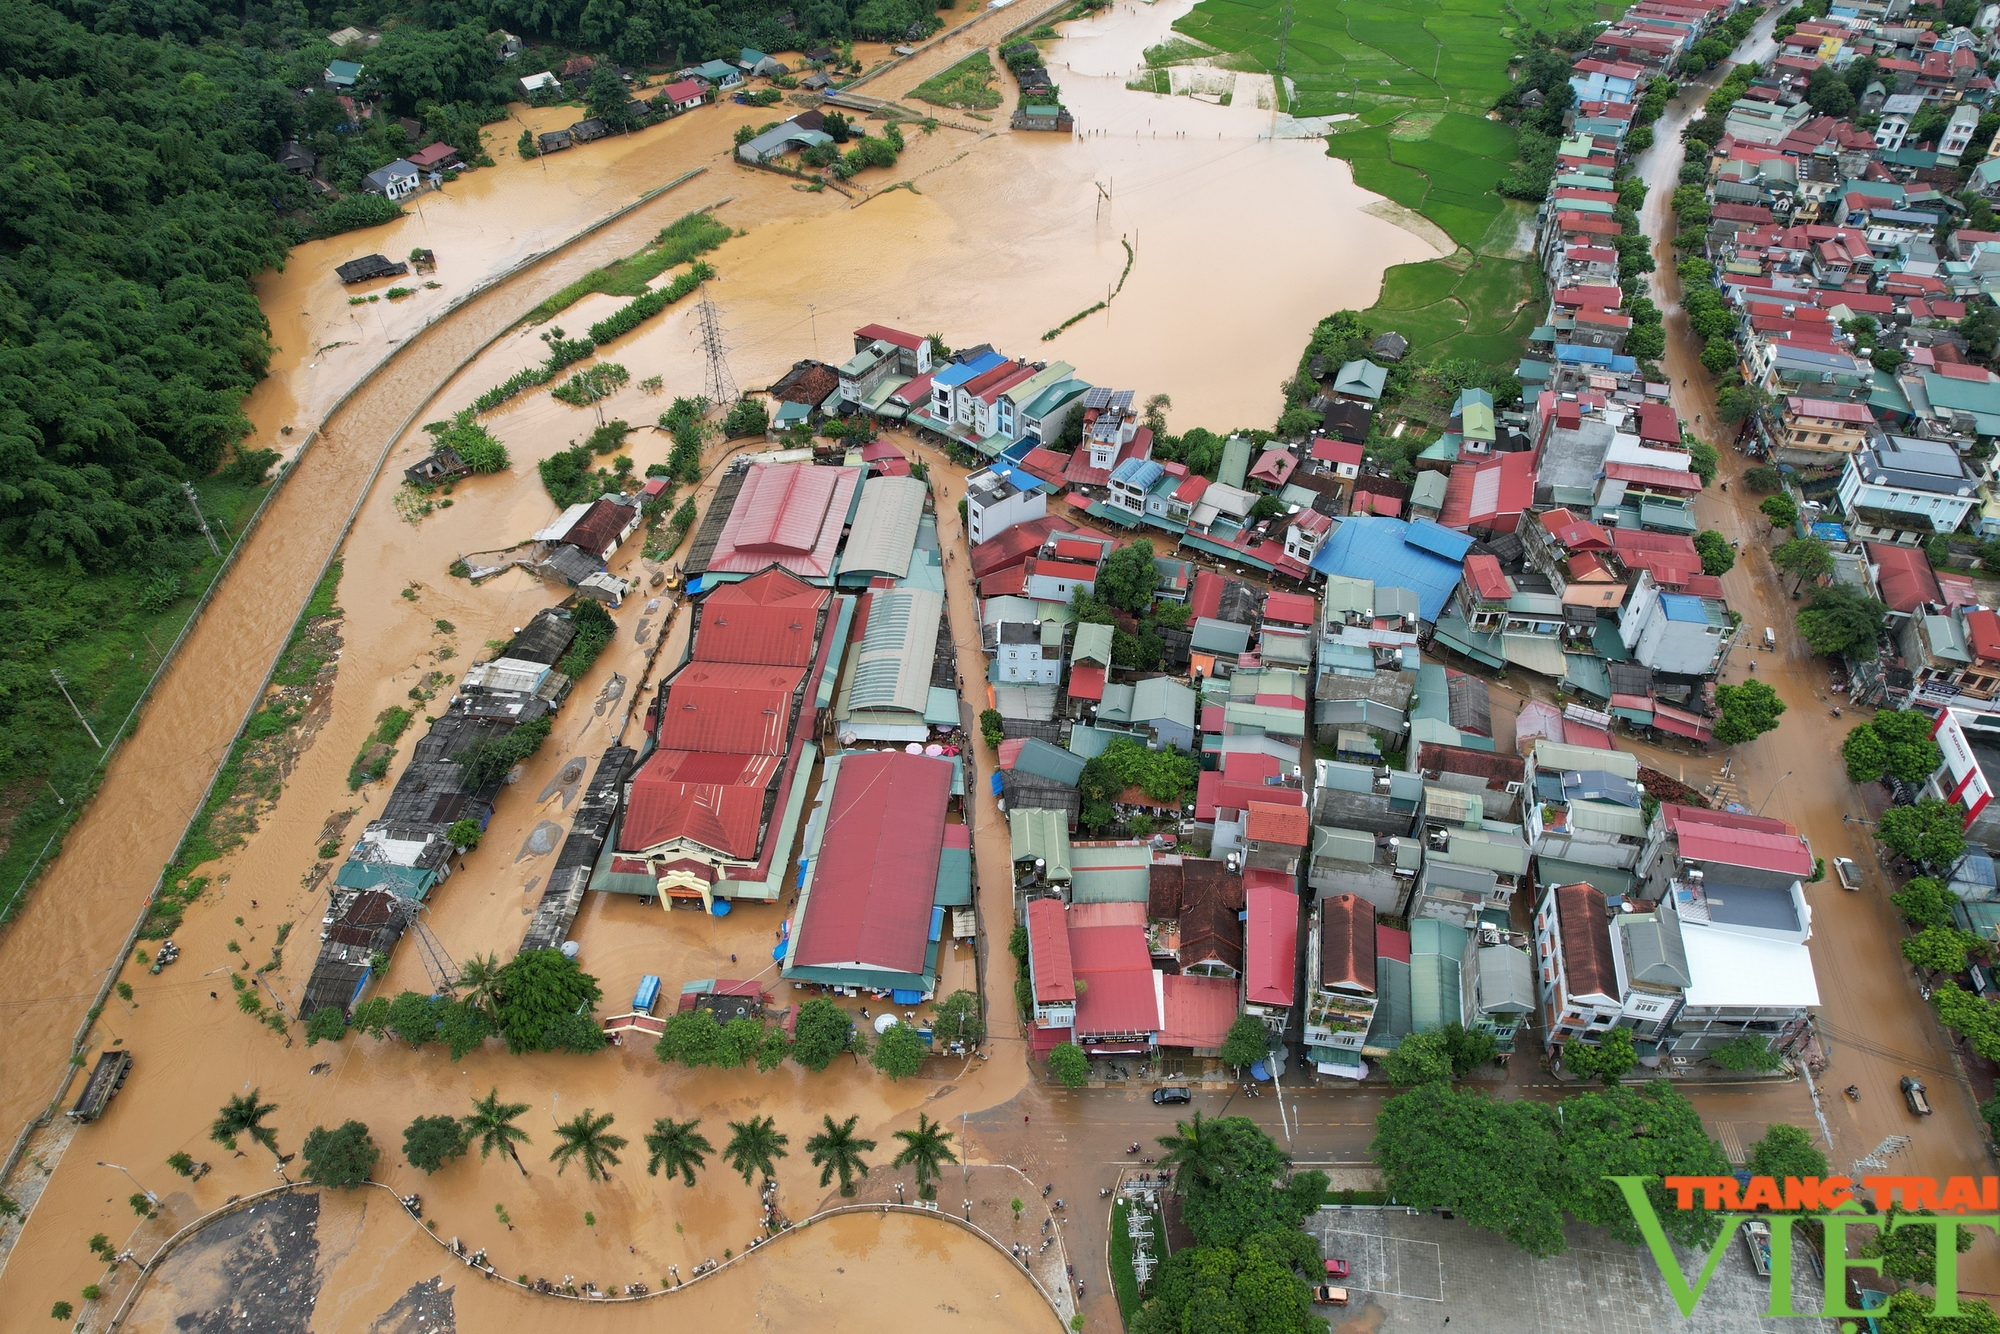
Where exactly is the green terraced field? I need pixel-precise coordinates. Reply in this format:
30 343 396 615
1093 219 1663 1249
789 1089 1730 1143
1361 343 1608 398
1162 0 1622 360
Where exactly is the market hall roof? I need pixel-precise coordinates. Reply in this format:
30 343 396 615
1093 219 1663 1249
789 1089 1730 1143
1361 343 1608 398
706 463 864 582
790 750 951 976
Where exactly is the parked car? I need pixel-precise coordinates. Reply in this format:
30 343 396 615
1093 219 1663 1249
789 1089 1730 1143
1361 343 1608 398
1311 1285 1350 1305
1902 1076 1933 1116
1834 857 1862 891
1324 1258 1350 1279
1152 1087 1191 1105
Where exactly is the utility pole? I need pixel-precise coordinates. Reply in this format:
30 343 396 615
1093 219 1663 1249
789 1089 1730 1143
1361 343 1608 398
51 670 103 750
807 302 819 357
1273 0 1294 116
182 482 222 559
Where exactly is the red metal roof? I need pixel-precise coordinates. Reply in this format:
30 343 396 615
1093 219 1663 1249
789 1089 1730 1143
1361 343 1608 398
1603 461 1701 492
1662 802 1795 837
708 463 861 579
659 662 803 754
1968 608 2000 664
1244 881 1299 1007
1159 974 1238 1050
1174 472 1211 503
1560 719 1614 749
1189 570 1224 621
978 565 1027 598
1464 553 1513 601
972 517 1072 579
1028 897 1075 1003
1674 824 1812 877
694 567 829 666
1249 449 1297 486
1264 591 1316 625
996 738 1026 770
854 323 926 351
792 751 951 974
1377 924 1411 965
1051 537 1102 563
1070 924 1160 1037
1867 541 1943 614
1310 438 1364 466
620 750 781 859
1068 663 1106 701
1440 452 1533 530
662 79 707 101
1650 702 1713 742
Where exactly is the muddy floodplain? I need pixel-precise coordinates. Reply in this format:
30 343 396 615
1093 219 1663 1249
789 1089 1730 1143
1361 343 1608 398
0 2 1448 1330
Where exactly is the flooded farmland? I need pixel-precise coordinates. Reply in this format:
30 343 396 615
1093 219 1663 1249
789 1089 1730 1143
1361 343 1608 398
0 2 1440 1327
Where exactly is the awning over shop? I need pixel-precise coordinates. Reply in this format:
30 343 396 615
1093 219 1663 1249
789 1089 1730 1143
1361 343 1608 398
1651 701 1713 742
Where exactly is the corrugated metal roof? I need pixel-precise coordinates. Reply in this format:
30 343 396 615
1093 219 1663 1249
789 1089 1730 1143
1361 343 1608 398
1159 973 1238 1049
709 464 863 580
1409 917 1467 1033
1028 897 1075 1002
842 474 927 578
793 752 952 973
846 587 944 714
695 567 830 666
1010 807 1072 880
1069 842 1153 904
1245 881 1299 1006
660 662 803 754
1069 923 1160 1036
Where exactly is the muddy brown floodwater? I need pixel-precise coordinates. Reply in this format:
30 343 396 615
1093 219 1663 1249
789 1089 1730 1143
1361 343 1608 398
0 2 1443 1327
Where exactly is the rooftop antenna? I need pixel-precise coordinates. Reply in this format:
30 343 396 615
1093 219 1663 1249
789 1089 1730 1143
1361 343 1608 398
696 282 739 408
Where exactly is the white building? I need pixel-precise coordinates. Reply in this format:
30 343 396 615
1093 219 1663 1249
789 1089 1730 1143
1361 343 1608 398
963 466 1045 546
994 621 1062 685
1837 435 1981 545
1618 571 1728 675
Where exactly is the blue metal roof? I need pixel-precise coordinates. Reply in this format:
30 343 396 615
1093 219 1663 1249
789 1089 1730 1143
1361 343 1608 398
1111 457 1163 488
1659 592 1706 623
931 351 1005 390
1553 345 1638 372
1306 517 1466 622
1401 519 1474 562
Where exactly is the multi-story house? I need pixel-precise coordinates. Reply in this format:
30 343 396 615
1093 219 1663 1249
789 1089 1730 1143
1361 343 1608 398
1774 395 1879 466
962 465 1046 546
1242 870 1300 1032
1304 892 1379 1076
993 620 1062 685
1898 605 2000 711
927 350 1006 422
1941 104 1984 165
1618 571 1730 676
1568 57 1642 104
1460 920 1536 1055
1024 896 1077 1032
1837 435 1981 545
1524 741 1649 876
1533 881 1622 1054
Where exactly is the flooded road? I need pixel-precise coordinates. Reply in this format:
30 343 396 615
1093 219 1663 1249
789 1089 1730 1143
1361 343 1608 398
0 2 1445 1326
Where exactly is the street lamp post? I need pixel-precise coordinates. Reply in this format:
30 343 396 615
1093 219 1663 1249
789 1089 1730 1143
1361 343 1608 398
1757 770 1795 816
98 1161 158 1206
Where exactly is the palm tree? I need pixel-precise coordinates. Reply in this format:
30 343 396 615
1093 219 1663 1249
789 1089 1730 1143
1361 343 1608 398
645 1116 713 1187
550 1109 626 1181
210 1089 281 1161
454 953 503 1019
890 1113 957 1200
722 1115 790 1186
1154 1111 1237 1195
463 1088 532 1176
805 1115 876 1197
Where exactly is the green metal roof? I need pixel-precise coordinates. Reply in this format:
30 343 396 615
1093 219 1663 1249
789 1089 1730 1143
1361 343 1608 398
1067 841 1152 903
1217 436 1253 489
1073 621 1114 667
1409 917 1468 1034
934 844 974 906
1009 807 1072 880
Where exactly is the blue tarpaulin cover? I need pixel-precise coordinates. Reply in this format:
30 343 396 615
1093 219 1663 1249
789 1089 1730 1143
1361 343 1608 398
892 989 923 1005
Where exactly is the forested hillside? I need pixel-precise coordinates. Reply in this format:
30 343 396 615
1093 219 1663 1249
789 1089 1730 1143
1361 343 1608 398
0 0 943 915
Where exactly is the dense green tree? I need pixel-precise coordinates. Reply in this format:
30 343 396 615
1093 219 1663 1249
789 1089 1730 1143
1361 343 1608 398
1844 711 1944 785
644 1116 713 1186
1744 465 1784 492
1096 539 1160 611
304 1007 348 1046
1892 877 1958 931
933 990 984 1046
1936 982 2000 1061
791 998 857 1071
805 1114 876 1196
1713 679 1785 746
1760 493 1800 529
385 990 443 1047
1560 1029 1637 1085
1130 1230 1324 1334
1771 536 1833 592
891 1112 957 1200
301 1121 379 1188
1797 584 1889 658
454 953 504 1021
463 1088 531 1175
1171 1116 1326 1247
870 1021 926 1079
494 949 603 1054
585 61 638 129
1048 1041 1090 1087
1440 1021 1499 1075
1864 1205 1978 1283
1878 797 1968 869
1380 1030 1455 1085
1556 1083 1729 1247
1693 530 1735 577
723 1114 790 1185
1219 1015 1273 1070
1879 1288 2000 1334
403 1115 470 1174
1903 926 1979 974
1745 1123 1828 1192
1374 1082 1567 1255
435 999 492 1060
550 1109 625 1181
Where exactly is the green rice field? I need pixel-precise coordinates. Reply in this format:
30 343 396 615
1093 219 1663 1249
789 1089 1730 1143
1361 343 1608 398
1160 0 1625 359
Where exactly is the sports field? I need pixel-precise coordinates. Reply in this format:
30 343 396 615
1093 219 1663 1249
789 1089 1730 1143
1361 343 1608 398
1161 0 1622 359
